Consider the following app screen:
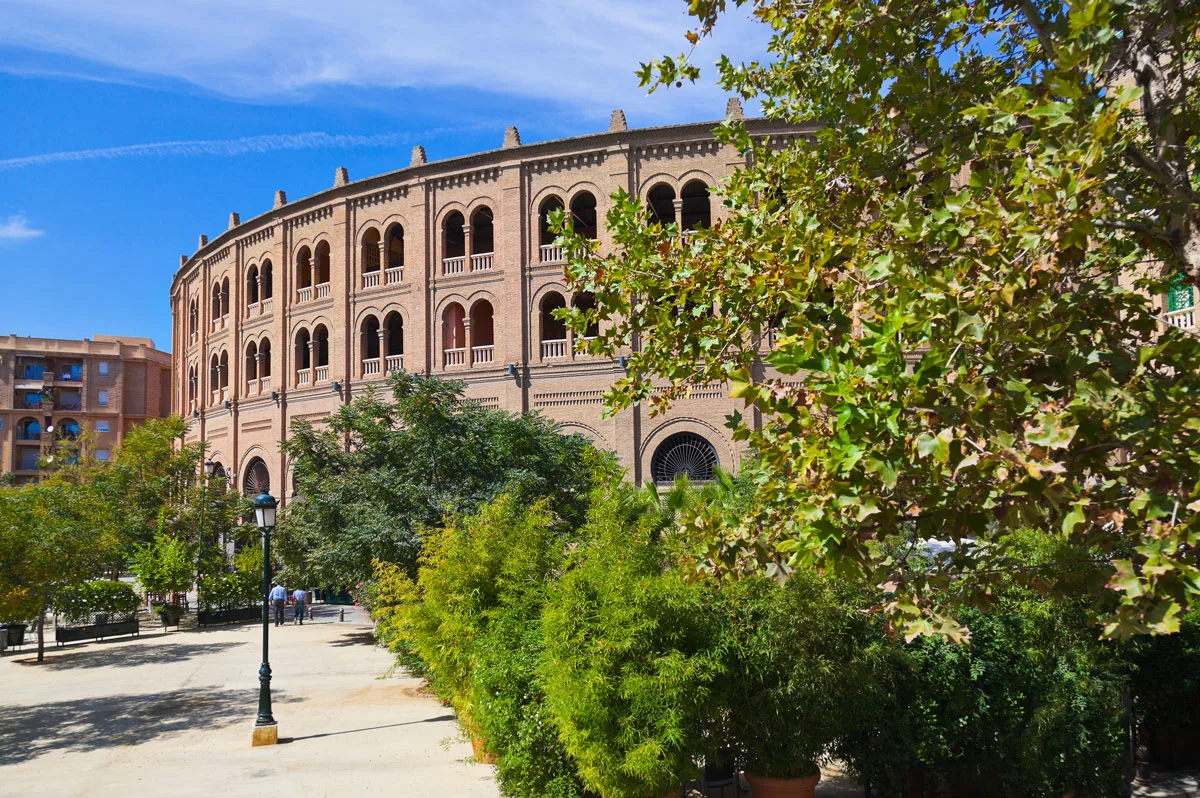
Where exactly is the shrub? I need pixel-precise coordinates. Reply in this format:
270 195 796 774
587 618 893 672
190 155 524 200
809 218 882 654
540 481 724 798
130 529 193 595
376 493 590 797
838 587 1127 796
54 580 140 625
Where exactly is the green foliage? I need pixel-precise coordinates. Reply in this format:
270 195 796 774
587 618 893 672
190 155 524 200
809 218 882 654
371 493 592 798
277 373 602 588
839 598 1127 796
540 482 725 798
130 526 194 595
560 0 1200 639
717 571 883 779
198 546 261 610
53 580 140 625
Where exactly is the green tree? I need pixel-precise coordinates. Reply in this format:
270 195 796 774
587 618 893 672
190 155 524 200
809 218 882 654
561 0 1200 639
0 476 121 661
277 373 600 587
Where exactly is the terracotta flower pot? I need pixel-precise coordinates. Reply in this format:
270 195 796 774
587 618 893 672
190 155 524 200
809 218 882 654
746 772 821 798
469 730 496 764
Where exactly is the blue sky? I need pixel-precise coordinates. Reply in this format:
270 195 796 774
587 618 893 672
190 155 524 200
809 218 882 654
0 1 763 352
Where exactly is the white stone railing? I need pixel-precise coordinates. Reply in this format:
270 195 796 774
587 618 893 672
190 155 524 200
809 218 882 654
444 347 466 367
363 271 381 289
297 286 313 303
297 368 312 386
472 344 495 365
246 378 259 395
385 266 404 285
314 365 329 383
315 282 330 300
471 252 494 271
541 339 568 359
362 358 381 377
385 354 404 375
261 297 273 315
211 316 224 332
247 302 262 318
443 256 466 275
220 387 228 403
1167 307 1196 330
539 244 563 263
260 375 271 393
211 390 220 405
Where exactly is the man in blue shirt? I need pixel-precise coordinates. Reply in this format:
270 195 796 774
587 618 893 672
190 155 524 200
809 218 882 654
292 588 307 625
269 582 287 627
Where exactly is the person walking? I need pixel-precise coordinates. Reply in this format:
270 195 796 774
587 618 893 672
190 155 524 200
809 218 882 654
292 587 307 625
269 582 287 627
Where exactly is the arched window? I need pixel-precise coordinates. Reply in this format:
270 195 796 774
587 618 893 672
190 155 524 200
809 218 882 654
17 417 41 441
189 299 198 337
647 184 676 226
680 180 711 230
362 229 381 276
211 282 222 320
315 241 331 286
651 432 719 484
470 207 494 255
245 341 259 385
540 292 567 359
211 462 227 481
442 303 466 366
538 197 564 262
295 329 312 382
242 457 270 497
361 315 381 375
570 191 598 240
209 354 220 401
188 366 197 405
261 260 274 300
259 340 272 379
313 325 329 368
57 418 80 441
383 311 404 372
296 246 313 290
246 265 260 306
444 211 466 271
470 300 495 365
219 351 229 390
220 278 231 317
573 291 600 339
386 224 405 273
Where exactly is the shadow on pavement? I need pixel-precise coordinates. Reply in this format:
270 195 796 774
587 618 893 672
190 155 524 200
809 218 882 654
280 713 456 743
0 686 300 766
329 630 377 648
12 641 244 670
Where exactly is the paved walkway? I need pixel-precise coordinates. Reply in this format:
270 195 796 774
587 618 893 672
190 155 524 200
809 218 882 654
0 605 500 797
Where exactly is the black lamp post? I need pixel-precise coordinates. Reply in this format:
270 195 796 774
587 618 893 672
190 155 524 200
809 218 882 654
252 489 278 745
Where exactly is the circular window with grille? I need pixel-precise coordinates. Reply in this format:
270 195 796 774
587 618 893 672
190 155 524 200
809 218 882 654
242 457 270 497
650 432 719 484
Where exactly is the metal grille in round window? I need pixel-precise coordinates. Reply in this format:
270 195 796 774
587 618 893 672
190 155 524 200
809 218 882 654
242 458 270 497
651 432 718 484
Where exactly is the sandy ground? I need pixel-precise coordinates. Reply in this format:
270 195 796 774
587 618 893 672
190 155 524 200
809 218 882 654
0 604 499 797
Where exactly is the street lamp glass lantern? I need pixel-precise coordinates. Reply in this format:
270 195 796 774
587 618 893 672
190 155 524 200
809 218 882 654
204 458 215 476
253 490 278 530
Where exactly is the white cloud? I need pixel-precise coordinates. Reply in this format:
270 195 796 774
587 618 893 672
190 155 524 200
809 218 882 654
0 214 45 241
0 126 485 170
0 0 766 120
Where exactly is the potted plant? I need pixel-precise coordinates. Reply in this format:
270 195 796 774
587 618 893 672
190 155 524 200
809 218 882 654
130 528 194 629
717 570 879 798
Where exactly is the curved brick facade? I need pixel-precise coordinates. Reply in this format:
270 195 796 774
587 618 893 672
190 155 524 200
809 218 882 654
170 112 811 498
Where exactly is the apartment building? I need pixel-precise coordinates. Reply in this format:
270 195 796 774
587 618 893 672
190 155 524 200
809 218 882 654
0 334 172 483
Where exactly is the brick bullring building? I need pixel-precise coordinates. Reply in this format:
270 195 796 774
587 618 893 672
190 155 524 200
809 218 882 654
170 103 809 499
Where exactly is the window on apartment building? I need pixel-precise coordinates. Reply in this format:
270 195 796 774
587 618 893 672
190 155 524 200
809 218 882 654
96 420 110 433
95 449 110 462
98 362 109 376
98 390 109 407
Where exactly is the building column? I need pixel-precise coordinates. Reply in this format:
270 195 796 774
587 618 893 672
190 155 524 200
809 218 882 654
673 198 684 232
462 223 472 268
463 319 473 367
377 241 389 275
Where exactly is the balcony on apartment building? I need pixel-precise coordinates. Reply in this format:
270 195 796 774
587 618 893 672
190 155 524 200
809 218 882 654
56 389 83 412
